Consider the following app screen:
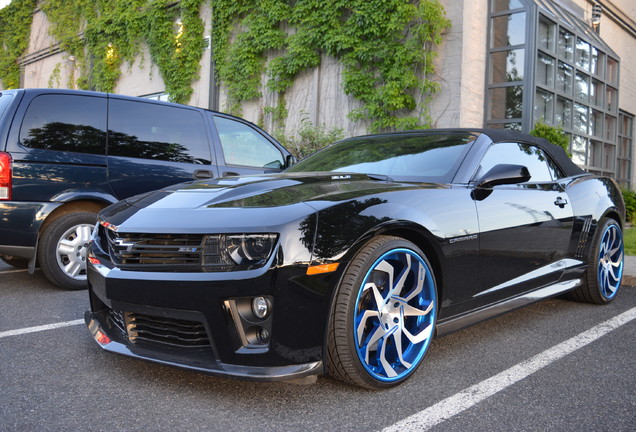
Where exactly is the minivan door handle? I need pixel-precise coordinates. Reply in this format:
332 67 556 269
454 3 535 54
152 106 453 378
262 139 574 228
193 169 214 179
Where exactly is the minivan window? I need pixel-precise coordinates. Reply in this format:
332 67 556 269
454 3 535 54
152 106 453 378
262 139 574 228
19 94 106 155
0 92 14 117
108 99 211 164
214 116 284 169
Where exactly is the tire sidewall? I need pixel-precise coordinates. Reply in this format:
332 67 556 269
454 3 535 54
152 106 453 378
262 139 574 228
587 218 623 303
38 212 97 290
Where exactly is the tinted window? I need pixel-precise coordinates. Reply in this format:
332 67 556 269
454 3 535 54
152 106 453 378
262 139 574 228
108 99 211 164
476 142 563 182
19 94 106 155
287 133 476 182
214 116 283 169
0 92 14 117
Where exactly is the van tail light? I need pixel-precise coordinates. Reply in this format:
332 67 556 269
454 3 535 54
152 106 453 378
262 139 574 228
0 152 12 200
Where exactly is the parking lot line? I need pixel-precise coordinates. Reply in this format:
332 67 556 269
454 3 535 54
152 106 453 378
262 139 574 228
0 319 84 339
382 306 636 432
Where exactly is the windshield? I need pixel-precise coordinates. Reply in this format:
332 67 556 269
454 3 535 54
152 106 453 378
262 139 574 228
286 132 476 182
0 92 14 118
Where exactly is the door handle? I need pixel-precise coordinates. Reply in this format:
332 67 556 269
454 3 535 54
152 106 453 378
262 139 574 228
193 169 214 179
554 196 568 208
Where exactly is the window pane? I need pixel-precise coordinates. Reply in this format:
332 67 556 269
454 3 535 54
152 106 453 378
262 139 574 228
490 49 524 83
492 0 524 12
108 100 211 164
606 86 617 112
556 61 573 95
477 142 558 182
572 135 587 165
573 103 588 134
604 143 615 170
605 115 616 141
558 29 575 62
591 48 604 77
535 89 554 123
538 15 556 52
491 12 526 48
589 140 602 168
536 53 555 87
607 57 618 84
576 38 590 70
20 94 106 154
575 72 589 101
590 109 603 138
555 97 572 128
489 86 523 119
214 117 283 169
590 79 603 107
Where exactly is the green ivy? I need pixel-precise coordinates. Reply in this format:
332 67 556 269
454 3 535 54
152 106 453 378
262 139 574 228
0 0 37 89
39 0 204 104
212 0 450 132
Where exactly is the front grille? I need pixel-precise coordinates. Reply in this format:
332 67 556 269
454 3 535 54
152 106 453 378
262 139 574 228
105 230 211 271
125 312 211 348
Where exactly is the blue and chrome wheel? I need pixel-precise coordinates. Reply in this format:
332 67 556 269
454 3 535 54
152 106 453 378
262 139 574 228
597 222 623 300
569 218 623 304
327 236 437 389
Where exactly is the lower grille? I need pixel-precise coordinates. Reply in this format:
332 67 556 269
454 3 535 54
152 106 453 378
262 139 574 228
125 312 211 349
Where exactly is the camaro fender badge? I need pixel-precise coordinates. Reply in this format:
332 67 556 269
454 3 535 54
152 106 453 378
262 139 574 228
331 174 351 180
448 234 478 244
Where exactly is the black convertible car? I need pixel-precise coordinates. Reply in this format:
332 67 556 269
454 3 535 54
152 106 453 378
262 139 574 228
85 129 625 389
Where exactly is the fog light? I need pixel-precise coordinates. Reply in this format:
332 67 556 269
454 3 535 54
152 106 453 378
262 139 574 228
252 296 271 319
256 327 270 343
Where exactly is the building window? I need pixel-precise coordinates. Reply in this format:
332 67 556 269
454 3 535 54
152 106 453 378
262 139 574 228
617 111 634 188
486 0 625 182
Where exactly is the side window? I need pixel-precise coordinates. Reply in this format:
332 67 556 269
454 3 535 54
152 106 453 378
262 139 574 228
476 142 562 183
213 116 284 169
19 95 106 155
108 99 211 164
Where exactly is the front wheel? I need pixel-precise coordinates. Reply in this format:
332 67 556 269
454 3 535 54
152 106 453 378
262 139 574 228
38 212 97 290
327 236 437 389
568 218 623 304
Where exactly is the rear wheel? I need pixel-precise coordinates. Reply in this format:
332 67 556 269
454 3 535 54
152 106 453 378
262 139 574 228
327 236 437 389
38 212 97 290
568 218 623 304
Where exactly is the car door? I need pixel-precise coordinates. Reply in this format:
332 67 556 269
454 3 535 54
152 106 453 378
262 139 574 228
211 114 287 177
107 98 218 199
470 141 574 306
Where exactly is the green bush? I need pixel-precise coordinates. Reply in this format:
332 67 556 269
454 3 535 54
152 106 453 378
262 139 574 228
275 116 344 160
530 121 570 156
622 188 636 223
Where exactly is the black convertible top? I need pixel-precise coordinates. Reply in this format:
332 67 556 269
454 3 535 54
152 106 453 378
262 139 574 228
389 128 586 178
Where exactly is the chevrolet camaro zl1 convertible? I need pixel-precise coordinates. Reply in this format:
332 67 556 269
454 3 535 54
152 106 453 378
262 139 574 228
85 129 625 389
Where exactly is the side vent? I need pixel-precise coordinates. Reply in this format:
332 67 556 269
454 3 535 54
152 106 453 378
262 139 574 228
575 217 593 258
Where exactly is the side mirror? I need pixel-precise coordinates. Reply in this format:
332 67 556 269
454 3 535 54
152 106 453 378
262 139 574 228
285 154 297 168
477 164 531 188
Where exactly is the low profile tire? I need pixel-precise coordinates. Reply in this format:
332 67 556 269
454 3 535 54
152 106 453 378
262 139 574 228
327 235 437 389
568 218 624 304
38 212 97 290
0 255 30 269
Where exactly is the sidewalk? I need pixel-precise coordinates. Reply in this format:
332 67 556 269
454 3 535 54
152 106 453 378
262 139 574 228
623 255 636 286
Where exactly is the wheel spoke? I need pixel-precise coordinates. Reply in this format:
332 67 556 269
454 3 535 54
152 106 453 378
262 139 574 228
57 240 76 256
64 260 82 277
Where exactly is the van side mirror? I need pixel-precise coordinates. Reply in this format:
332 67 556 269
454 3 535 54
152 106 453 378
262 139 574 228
285 154 297 168
477 164 531 188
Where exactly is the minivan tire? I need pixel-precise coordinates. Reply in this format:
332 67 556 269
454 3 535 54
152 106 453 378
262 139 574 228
38 212 97 290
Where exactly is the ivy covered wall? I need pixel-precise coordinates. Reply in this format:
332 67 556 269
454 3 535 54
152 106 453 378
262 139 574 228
1 0 450 135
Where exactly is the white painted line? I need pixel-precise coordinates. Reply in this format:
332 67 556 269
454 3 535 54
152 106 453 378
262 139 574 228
383 306 636 432
0 319 84 339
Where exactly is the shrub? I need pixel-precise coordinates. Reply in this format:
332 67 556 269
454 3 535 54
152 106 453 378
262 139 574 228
530 121 570 156
275 116 344 160
622 188 636 223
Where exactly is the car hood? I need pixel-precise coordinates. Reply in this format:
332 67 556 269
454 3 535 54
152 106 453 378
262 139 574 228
100 173 443 233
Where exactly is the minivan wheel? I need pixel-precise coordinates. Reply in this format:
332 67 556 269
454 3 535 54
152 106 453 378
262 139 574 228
38 212 97 290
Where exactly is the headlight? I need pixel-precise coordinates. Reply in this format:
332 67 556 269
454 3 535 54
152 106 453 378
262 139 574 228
203 233 278 271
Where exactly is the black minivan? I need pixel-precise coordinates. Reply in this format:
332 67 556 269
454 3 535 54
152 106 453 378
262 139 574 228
0 89 293 289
